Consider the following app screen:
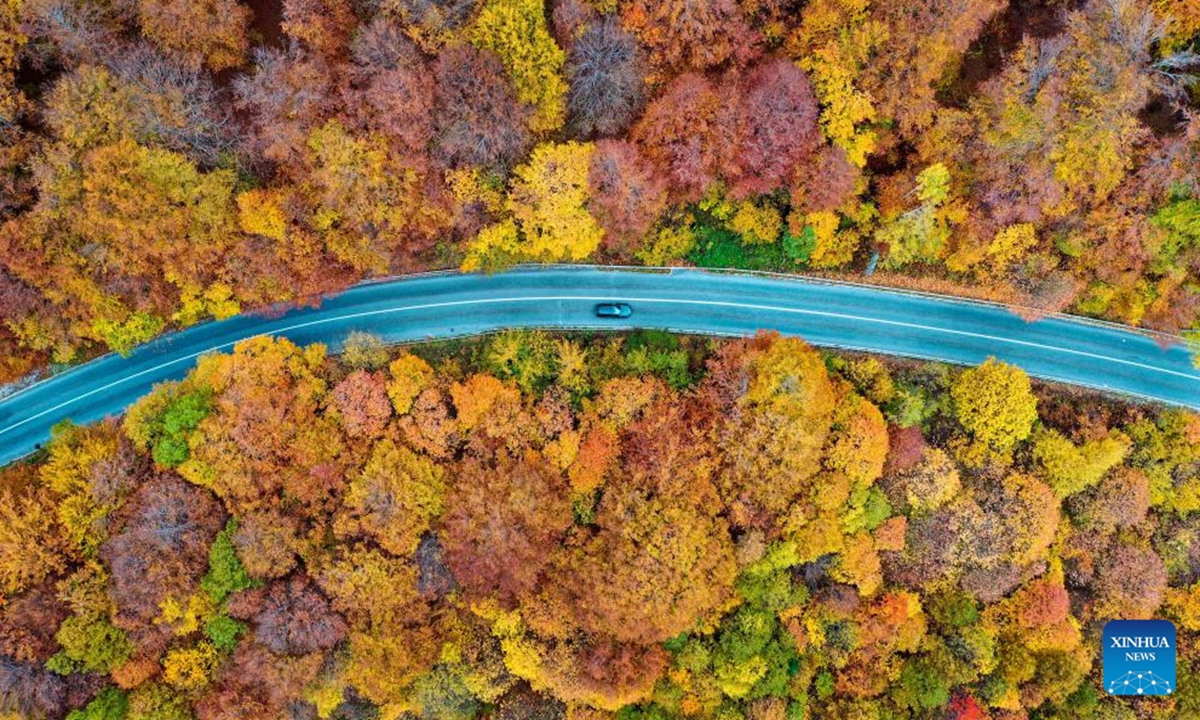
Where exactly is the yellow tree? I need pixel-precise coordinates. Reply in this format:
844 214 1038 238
1032 428 1130 497
387 353 436 415
950 358 1038 465
471 0 567 133
707 333 838 531
137 0 251 70
303 120 448 273
789 0 887 166
878 163 965 269
463 142 604 270
337 438 445 558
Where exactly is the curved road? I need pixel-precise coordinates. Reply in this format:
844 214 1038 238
1 266 1197 466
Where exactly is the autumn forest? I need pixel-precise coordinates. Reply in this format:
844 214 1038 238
0 0 1198 378
2 329 1200 720
2 0 1200 719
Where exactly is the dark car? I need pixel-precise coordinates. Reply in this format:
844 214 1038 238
594 303 633 318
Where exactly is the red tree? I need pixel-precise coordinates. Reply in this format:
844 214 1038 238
587 139 668 254
621 0 759 74
441 454 572 605
102 475 225 655
432 45 531 170
331 370 393 439
227 576 348 656
632 73 735 201
727 57 821 199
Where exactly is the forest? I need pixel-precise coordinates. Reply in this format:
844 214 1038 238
0 0 1198 383
1 328 1199 719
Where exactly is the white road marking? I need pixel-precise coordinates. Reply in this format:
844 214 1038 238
2 294 1197 439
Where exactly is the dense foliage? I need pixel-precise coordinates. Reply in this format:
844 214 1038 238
2 329 1199 719
0 0 1198 382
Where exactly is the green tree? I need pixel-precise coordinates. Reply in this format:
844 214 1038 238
898 658 950 710
879 163 964 269
53 612 133 674
124 382 214 467
66 686 129 720
201 520 256 604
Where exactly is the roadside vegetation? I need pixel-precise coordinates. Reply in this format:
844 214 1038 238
2 330 1199 719
1 0 1198 383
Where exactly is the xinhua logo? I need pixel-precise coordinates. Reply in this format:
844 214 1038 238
1103 619 1176 696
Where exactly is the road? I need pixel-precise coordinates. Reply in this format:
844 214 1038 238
1 266 1197 466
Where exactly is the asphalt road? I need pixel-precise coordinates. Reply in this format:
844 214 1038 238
1 266 1197 466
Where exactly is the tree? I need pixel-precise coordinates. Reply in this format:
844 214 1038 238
823 391 890 489
14 131 239 354
587 139 668 254
227 576 347 655
201 520 255 605
564 18 646 138
950 358 1039 465
340 331 391 371
465 141 604 268
180 336 346 520
974 472 1059 568
194 641 323 719
727 58 821 199
53 611 133 674
347 21 436 157
234 46 337 164
432 44 531 169
137 0 251 70
1069 466 1150 532
0 658 74 720
0 583 69 664
565 400 737 643
314 544 426 628
301 119 448 272
101 46 235 164
0 482 67 596
441 454 572 605
281 0 358 59
232 509 300 581
1093 541 1167 619
898 658 950 710
330 371 393 438
883 447 960 515
858 0 1005 142
621 0 759 75
124 382 213 468
878 163 965 269
387 353 436 415
470 0 567 133
0 0 24 123
449 374 522 431
387 0 482 51
102 475 225 655
704 334 838 530
66 686 129 720
793 145 860 214
161 642 220 692
633 73 736 201
338 438 445 557
1032 429 1130 497
789 0 884 167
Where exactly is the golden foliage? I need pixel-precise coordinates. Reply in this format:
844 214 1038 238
470 0 567 133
